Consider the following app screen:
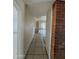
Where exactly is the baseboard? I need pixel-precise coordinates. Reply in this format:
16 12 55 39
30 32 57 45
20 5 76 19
44 46 50 59
24 38 34 59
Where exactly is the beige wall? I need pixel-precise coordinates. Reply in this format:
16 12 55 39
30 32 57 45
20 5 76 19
24 6 35 54
13 0 25 59
45 8 52 59
14 1 35 59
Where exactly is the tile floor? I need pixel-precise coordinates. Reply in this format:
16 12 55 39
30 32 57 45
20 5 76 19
25 33 48 59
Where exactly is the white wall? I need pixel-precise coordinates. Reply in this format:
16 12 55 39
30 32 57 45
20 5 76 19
13 0 35 59
24 6 35 54
45 8 52 59
13 6 18 59
13 0 25 59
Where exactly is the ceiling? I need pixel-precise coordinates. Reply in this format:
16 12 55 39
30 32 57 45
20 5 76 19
24 0 55 17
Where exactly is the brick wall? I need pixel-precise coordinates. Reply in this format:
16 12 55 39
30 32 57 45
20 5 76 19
51 1 65 59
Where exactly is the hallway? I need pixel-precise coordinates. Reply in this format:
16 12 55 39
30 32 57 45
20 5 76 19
13 0 65 59
25 33 48 59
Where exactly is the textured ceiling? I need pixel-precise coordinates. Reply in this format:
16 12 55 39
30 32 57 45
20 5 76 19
24 0 55 17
